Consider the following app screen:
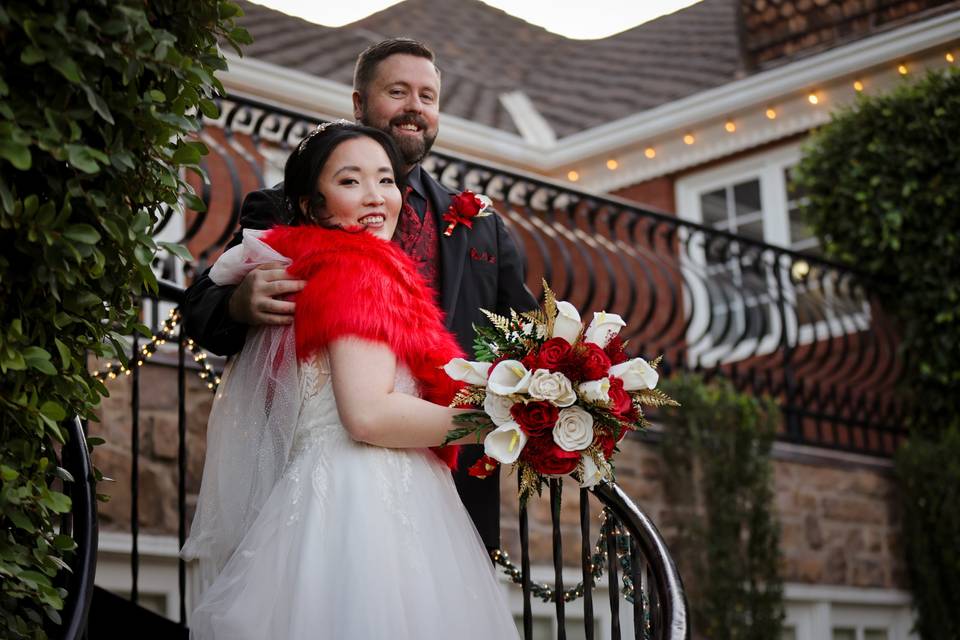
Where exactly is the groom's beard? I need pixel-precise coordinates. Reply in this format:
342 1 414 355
362 109 438 167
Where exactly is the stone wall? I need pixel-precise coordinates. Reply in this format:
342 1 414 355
92 360 905 591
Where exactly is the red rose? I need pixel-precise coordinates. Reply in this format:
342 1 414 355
535 337 572 372
608 376 638 422
510 401 559 437
595 433 617 459
520 352 538 370
521 435 580 475
579 343 612 381
604 335 629 365
468 454 500 479
450 190 483 218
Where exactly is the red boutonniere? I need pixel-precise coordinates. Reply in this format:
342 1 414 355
442 190 493 236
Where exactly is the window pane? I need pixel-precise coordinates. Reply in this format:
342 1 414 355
781 627 797 640
740 218 765 242
832 628 856 640
733 179 762 216
864 630 889 640
700 188 728 226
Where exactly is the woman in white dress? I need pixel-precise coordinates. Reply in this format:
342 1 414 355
182 122 519 639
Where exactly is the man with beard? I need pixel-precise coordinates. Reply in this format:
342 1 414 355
181 38 536 554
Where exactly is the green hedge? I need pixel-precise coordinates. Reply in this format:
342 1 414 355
794 69 960 639
660 373 784 639
0 2 249 636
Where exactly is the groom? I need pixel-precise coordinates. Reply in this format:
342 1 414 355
182 38 536 552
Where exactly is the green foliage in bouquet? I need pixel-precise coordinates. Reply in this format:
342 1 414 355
792 69 960 638
659 373 784 640
0 2 249 636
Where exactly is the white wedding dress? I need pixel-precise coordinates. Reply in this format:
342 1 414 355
188 357 520 639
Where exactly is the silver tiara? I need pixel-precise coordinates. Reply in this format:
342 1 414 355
296 119 351 154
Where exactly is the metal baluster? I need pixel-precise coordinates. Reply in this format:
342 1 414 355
580 488 594 640
630 535 645 639
130 333 140 603
519 475 533 640
177 326 188 624
606 513 621 640
550 479 566 640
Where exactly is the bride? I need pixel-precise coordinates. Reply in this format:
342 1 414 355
182 122 519 639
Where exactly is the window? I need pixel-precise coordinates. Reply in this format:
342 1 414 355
781 584 916 640
676 144 869 367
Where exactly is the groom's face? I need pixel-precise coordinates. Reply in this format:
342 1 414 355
354 54 440 169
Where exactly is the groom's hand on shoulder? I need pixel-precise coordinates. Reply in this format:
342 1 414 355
227 261 306 326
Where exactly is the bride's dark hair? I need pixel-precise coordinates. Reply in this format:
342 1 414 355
284 122 406 227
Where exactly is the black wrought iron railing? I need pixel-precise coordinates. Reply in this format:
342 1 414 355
170 94 906 455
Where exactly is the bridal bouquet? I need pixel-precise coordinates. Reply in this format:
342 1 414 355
443 283 678 502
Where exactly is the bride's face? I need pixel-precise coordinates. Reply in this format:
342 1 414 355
310 136 402 240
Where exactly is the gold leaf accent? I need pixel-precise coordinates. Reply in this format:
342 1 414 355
518 463 542 506
449 386 486 408
480 308 512 338
648 354 664 371
634 388 680 408
541 279 557 337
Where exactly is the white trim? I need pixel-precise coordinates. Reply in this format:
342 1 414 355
555 10 960 164
785 584 911 607
499 90 557 146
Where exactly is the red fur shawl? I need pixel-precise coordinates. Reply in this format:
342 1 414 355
264 225 464 469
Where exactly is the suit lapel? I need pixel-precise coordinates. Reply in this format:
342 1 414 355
422 170 467 328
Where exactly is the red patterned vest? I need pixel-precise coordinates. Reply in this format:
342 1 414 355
394 185 440 294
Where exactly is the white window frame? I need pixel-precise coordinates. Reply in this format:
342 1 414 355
675 143 869 368
782 584 917 640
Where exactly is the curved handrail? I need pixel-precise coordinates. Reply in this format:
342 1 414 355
57 417 98 640
592 481 690 640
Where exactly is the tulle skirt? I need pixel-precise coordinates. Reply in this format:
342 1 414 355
189 423 519 639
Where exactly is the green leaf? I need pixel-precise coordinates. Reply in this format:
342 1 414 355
0 140 32 170
40 491 71 514
54 338 71 369
40 401 66 422
62 223 101 244
53 535 77 551
0 464 18 481
158 241 193 262
65 145 100 173
23 347 56 375
51 57 83 84
20 45 45 65
82 86 115 124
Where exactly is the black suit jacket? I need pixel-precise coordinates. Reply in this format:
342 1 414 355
181 167 537 549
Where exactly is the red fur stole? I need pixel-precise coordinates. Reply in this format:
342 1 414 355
264 225 463 469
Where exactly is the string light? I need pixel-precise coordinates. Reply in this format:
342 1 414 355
724 120 736 133
92 308 222 392
644 147 656 159
947 52 955 64
683 133 695 145
567 170 579 182
605 159 618 170
807 92 820 105
897 63 908 75
765 108 777 120
853 80 864 92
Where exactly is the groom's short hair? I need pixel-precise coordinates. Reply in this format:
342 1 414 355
353 38 440 98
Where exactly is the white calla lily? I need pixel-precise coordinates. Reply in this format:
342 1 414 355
608 357 659 391
578 377 611 403
487 360 532 396
483 392 515 426
579 453 612 488
483 422 528 464
443 358 492 386
584 311 626 348
551 301 582 343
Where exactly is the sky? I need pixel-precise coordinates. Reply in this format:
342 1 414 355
246 0 705 39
